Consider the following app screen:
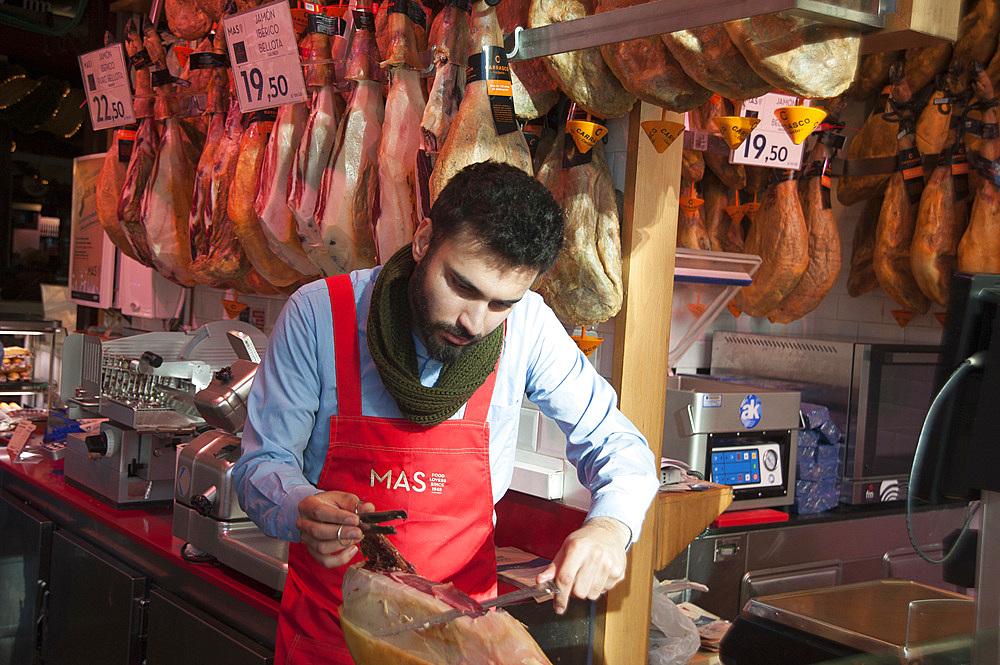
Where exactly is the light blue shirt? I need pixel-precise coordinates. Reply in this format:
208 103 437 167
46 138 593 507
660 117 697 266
233 267 659 544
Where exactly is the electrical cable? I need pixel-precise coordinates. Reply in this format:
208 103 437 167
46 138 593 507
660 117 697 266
907 351 987 565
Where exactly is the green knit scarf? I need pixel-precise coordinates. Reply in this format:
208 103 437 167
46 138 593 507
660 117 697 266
367 245 503 426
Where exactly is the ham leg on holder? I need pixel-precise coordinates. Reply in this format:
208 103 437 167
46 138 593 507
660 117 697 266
958 67 1000 274
314 15 382 274
429 0 533 201
420 1 470 153
288 24 347 276
375 7 427 261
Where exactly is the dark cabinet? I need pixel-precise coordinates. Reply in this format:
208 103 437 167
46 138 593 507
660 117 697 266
146 588 272 665
42 531 147 665
0 488 52 665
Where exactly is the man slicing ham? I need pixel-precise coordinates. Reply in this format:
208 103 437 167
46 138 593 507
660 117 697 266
233 161 659 665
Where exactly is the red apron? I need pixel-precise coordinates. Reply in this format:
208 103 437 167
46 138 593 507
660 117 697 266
275 274 499 665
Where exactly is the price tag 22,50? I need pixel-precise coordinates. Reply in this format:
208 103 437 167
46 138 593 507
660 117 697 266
223 0 307 113
78 43 136 131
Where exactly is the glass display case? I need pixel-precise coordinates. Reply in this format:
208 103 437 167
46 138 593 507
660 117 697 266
0 316 60 417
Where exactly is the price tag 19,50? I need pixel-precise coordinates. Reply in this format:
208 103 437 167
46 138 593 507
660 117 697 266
730 93 808 171
78 43 137 131
223 0 307 113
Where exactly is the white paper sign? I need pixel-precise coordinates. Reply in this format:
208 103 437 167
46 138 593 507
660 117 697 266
6 420 35 460
223 0 307 113
78 44 137 131
730 93 808 171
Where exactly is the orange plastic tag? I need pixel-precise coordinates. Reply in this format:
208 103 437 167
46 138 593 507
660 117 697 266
774 106 827 145
640 120 684 153
742 201 761 221
222 299 249 319
174 45 194 70
567 120 607 154
713 116 760 149
679 196 704 216
571 327 604 357
891 309 916 327
687 302 707 318
724 204 745 225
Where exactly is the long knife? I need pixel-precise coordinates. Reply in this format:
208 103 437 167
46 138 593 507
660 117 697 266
371 580 559 638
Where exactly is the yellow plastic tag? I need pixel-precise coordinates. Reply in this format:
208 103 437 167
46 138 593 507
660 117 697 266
566 120 607 154
713 116 761 149
222 299 249 319
679 196 704 216
640 120 685 153
774 106 827 145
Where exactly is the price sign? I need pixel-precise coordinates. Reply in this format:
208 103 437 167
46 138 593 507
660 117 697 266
730 93 808 171
78 44 136 131
6 420 36 461
223 0 306 113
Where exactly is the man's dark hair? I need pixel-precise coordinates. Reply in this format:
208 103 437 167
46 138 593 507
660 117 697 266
429 161 564 273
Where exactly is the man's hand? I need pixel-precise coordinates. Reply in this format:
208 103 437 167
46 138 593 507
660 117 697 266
536 517 632 614
296 491 375 568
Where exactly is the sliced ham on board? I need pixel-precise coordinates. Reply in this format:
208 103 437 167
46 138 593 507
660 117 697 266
847 195 883 298
675 178 712 252
731 171 809 318
313 16 382 274
768 129 843 323
254 101 320 277
139 21 200 286
661 25 771 103
190 99 252 286
429 0 533 200
375 7 427 261
527 0 634 119
958 70 1000 274
596 9 711 114
534 131 623 325
420 1 470 152
229 111 314 288
288 23 348 276
725 14 860 99
873 67 929 314
496 0 558 120
118 18 159 267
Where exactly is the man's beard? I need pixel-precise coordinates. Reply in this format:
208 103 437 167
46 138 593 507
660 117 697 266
409 259 485 363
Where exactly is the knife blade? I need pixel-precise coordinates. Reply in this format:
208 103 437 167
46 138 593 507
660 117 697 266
371 580 559 638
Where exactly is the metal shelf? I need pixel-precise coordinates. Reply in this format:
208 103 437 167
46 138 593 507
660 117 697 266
506 0 890 62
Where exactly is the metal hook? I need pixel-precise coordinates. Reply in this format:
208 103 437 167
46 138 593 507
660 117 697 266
420 45 438 74
506 25 522 61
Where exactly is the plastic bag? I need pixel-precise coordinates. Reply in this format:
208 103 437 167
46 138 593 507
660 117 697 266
648 584 701 665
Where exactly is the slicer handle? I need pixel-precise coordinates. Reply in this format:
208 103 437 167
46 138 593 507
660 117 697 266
227 331 260 364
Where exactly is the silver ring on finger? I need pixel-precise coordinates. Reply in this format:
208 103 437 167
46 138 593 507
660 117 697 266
337 524 351 548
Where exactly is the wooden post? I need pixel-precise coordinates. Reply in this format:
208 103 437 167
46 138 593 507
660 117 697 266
597 101 684 665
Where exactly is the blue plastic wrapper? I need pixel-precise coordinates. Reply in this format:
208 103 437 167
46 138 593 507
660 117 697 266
797 429 820 448
797 457 840 481
817 418 841 445
816 442 840 464
800 402 831 429
793 477 839 514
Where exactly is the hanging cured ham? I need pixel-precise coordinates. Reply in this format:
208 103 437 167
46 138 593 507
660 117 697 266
164 0 211 40
873 67 929 314
429 0 533 200
288 21 348 276
527 0 634 118
596 0 710 113
848 50 901 102
768 128 842 323
140 20 200 286
255 102 320 277
420 1 470 152
725 14 860 99
376 0 428 64
689 97 746 190
230 111 314 287
911 70 970 306
118 18 159 266
837 93 897 206
958 69 1000 274
313 14 382 274
847 195 882 297
701 170 728 253
496 0 558 120
675 178 711 252
534 131 623 325
375 7 427 261
732 171 809 318
661 25 771 103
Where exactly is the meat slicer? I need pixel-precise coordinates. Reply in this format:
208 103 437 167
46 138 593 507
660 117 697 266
172 329 288 591
61 321 266 509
